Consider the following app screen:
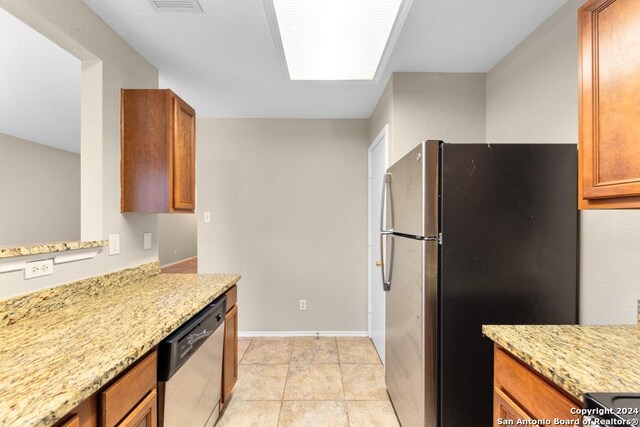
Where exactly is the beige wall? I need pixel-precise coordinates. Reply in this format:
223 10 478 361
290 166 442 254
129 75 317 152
0 0 159 299
486 0 579 143
197 119 369 333
158 214 197 266
391 73 486 162
486 0 640 325
0 133 80 246
369 73 486 166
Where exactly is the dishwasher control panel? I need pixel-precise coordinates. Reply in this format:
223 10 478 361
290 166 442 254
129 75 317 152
158 294 227 381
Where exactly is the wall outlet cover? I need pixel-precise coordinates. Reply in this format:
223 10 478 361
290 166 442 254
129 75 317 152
24 259 54 279
204 211 212 223
108 234 120 256
143 232 152 250
299 299 307 311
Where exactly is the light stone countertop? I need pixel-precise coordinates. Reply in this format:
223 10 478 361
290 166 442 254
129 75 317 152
0 240 109 259
0 265 240 427
482 324 640 401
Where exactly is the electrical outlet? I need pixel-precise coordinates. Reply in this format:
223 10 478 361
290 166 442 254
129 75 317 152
143 233 152 250
24 259 53 279
204 211 212 223
109 234 120 256
299 299 307 311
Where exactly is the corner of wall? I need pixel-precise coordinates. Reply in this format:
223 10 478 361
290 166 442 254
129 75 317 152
0 0 161 299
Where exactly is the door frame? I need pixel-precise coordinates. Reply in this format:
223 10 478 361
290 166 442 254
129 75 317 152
367 125 388 336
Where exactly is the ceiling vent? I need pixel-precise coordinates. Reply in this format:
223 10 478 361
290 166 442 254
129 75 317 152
147 0 203 13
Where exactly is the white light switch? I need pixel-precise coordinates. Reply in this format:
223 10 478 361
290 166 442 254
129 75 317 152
143 233 152 250
109 234 120 256
204 211 212 223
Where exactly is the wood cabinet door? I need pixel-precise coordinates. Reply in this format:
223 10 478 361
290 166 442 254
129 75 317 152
494 346 580 421
493 388 531 426
59 415 80 427
116 389 157 427
53 394 98 427
172 95 196 211
579 0 640 207
221 304 238 405
101 351 157 427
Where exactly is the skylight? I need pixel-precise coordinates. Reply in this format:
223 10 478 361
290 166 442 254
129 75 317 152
271 0 406 81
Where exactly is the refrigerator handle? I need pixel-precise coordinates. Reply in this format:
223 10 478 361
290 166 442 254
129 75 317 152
380 233 393 291
380 173 393 291
380 173 394 233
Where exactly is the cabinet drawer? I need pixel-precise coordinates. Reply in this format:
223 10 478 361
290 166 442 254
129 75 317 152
116 389 157 427
494 347 579 422
225 285 237 311
101 351 157 427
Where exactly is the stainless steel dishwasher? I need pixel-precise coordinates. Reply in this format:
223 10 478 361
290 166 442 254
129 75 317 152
158 294 226 427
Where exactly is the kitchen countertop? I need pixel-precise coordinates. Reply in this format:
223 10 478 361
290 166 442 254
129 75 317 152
0 240 109 259
482 324 640 401
0 264 240 427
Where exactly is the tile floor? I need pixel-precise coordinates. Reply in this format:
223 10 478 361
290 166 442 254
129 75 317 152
216 337 400 427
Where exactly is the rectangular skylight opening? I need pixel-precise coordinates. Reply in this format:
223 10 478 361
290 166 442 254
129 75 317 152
270 0 407 81
147 0 203 13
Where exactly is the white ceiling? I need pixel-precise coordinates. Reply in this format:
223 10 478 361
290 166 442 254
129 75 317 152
82 0 568 119
0 7 80 153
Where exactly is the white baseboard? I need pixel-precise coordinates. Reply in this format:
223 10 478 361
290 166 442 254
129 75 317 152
238 331 369 338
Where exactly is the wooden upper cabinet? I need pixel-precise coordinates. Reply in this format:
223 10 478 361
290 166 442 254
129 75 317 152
121 89 196 213
579 0 640 208
172 97 196 210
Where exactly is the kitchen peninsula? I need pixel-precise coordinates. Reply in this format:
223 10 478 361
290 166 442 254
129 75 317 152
0 262 240 427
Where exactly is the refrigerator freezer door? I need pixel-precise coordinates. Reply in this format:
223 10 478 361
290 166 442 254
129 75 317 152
439 143 578 426
385 237 438 427
386 141 439 238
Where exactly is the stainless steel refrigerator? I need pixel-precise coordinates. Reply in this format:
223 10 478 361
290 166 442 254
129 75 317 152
380 141 577 427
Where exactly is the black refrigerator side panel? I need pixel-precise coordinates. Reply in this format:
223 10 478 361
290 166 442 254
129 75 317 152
439 144 578 427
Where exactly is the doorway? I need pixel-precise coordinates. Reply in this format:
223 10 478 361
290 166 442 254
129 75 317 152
159 214 198 273
368 125 388 364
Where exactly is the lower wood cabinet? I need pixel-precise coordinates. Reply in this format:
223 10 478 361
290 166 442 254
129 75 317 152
53 287 240 427
53 351 157 427
494 387 531 423
116 389 157 427
101 351 157 427
221 285 239 405
53 394 98 427
493 345 580 426
58 415 80 427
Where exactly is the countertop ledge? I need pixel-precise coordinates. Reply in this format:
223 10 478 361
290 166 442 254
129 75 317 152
0 267 240 427
483 324 640 401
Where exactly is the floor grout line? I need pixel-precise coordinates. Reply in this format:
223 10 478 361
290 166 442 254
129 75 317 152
276 337 296 425
276 400 283 427
238 338 253 365
337 342 349 426
220 337 401 426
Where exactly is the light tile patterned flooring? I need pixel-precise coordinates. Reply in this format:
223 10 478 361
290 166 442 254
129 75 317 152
216 337 400 427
